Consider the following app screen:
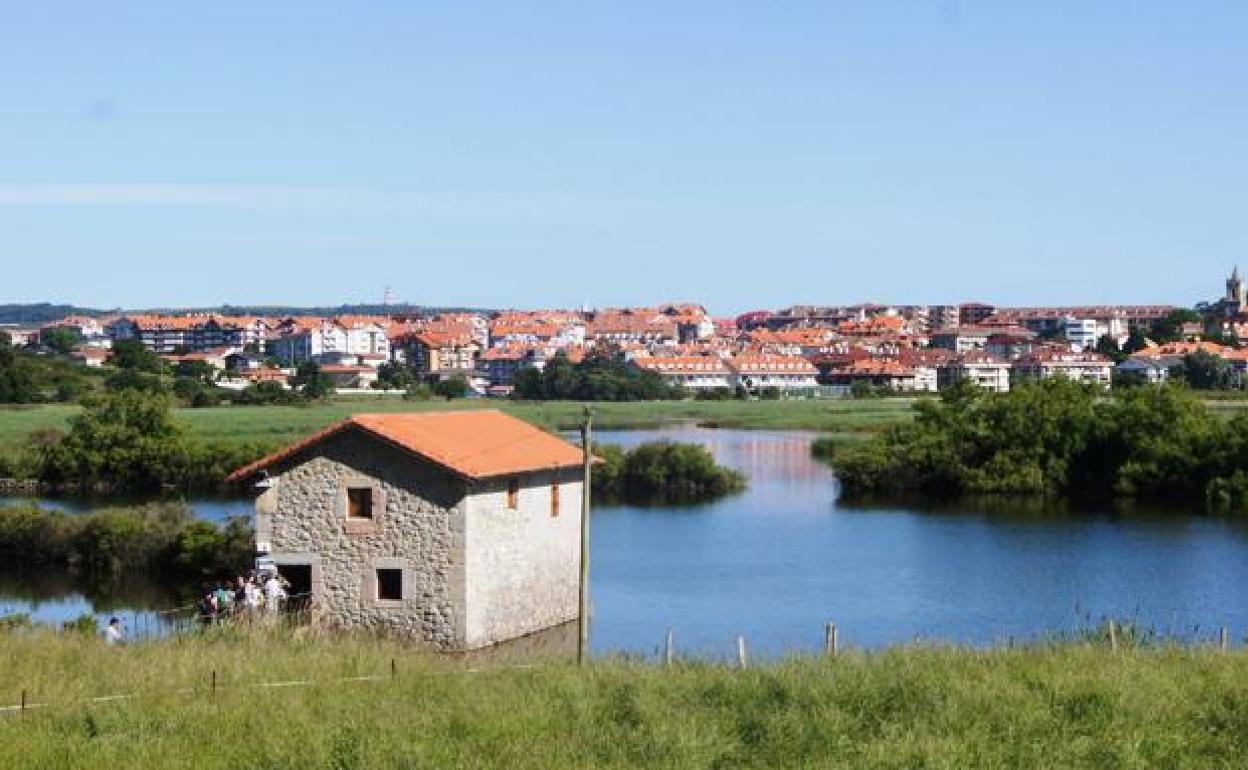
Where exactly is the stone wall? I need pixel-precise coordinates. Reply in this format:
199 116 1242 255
463 468 583 648
266 429 468 649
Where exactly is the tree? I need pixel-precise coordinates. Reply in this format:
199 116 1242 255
41 327 81 355
0 329 10 348
110 339 165 373
432 375 470 399
105 367 168 394
513 349 685 401
1152 308 1204 344
1122 327 1150 354
174 359 215 383
38 390 184 491
234 380 303 405
1094 334 1127 364
1172 351 1238 390
374 361 415 390
0 347 37 403
291 362 332 399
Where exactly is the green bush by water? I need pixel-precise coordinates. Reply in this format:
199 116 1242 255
0 501 252 580
592 441 747 504
832 378 1248 511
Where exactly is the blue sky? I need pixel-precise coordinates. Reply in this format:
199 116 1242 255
2 2 1246 314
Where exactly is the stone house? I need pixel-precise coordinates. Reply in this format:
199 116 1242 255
227 410 586 651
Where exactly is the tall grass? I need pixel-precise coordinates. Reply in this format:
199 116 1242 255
1 629 1247 768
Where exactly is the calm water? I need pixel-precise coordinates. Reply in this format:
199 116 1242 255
5 427 1248 655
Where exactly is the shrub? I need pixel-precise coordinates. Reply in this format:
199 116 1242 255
832 378 1248 510
0 502 253 580
592 441 746 504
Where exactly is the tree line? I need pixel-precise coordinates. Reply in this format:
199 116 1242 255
0 389 272 493
513 350 685 401
829 378 1248 511
0 501 253 580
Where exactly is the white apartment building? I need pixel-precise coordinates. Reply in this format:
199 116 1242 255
1012 351 1114 389
635 356 734 390
270 320 390 365
937 351 1012 393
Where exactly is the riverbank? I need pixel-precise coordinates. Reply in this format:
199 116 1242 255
1 630 1246 768
0 398 916 451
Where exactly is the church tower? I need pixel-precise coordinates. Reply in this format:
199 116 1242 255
1227 266 1245 307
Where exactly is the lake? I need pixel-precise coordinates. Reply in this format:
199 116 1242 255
5 426 1248 657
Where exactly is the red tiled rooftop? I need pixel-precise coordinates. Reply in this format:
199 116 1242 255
227 410 586 483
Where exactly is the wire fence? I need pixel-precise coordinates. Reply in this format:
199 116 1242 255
0 657 538 717
1 617 1242 719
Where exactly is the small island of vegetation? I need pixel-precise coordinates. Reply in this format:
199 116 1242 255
828 378 1248 511
592 441 747 505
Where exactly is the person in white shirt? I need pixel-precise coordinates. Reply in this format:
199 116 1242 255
102 617 124 645
243 579 262 613
263 574 287 615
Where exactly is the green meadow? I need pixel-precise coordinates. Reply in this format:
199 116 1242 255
0 398 917 451
2 629 1247 769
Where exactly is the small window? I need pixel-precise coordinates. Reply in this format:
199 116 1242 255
347 487 373 519
377 568 403 601
507 478 519 510
551 482 560 517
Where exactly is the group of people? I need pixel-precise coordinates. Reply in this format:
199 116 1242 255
199 570 290 624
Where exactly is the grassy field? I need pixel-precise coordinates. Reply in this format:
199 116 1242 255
2 629 1247 768
0 398 919 450
2 394 1244 454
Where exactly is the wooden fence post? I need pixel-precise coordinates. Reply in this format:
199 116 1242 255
391 658 397 679
664 630 675 668
1108 620 1118 653
737 636 748 669
825 623 839 657
1221 627 1230 652
20 689 26 715
211 669 217 695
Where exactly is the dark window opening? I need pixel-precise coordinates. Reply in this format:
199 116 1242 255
377 568 403 601
279 563 313 612
507 478 519 510
347 487 373 519
279 564 312 596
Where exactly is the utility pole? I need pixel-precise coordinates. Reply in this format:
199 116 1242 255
577 404 594 665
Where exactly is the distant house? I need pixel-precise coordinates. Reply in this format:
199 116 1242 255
727 354 819 394
225 351 267 374
937 351 1012 392
824 359 930 392
0 327 40 347
71 347 110 368
1012 351 1114 389
399 332 481 380
1116 358 1169 385
227 411 587 650
480 346 536 387
269 318 390 366
635 355 735 391
929 326 994 354
319 364 379 389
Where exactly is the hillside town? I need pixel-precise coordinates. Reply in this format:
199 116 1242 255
6 269 1248 397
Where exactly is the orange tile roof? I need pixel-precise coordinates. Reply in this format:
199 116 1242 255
1132 341 1233 359
635 356 732 374
227 410 586 483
